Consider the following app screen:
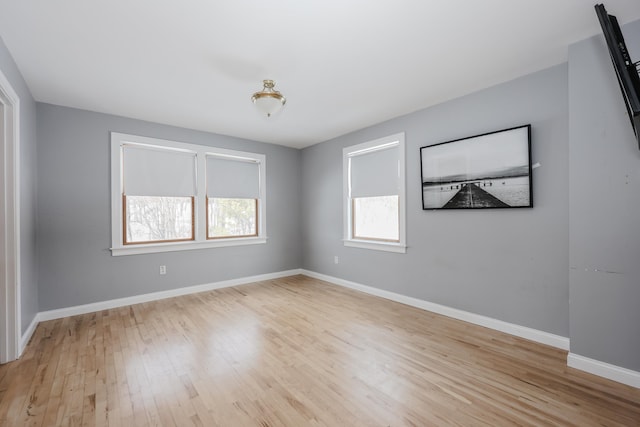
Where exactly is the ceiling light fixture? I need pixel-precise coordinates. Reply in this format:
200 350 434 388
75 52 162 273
251 80 286 118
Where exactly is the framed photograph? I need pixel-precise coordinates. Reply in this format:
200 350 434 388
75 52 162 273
420 125 532 210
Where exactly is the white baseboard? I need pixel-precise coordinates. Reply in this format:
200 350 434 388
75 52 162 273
300 269 570 351
302 270 640 389
37 269 303 322
19 315 39 356
23 268 640 389
568 353 640 389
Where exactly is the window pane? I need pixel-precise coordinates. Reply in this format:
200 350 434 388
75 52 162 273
208 198 257 238
353 195 399 242
125 196 193 244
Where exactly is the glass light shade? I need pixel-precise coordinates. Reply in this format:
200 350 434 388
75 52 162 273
251 80 286 118
253 94 285 117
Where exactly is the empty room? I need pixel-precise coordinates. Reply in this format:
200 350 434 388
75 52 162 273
0 1 639 425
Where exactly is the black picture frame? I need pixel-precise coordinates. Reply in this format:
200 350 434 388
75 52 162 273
420 125 532 210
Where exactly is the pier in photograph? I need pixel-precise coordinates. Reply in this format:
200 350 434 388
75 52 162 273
443 183 510 208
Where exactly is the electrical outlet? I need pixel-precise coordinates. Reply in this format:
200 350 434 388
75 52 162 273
159 265 167 275
334 256 339 264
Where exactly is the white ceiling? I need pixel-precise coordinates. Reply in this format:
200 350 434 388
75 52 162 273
1 1 640 149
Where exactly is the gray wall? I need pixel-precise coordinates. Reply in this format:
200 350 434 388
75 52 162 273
0 37 39 335
36 104 301 311
568 21 640 371
301 64 570 337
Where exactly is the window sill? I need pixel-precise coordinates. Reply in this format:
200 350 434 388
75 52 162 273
111 236 267 256
343 239 406 253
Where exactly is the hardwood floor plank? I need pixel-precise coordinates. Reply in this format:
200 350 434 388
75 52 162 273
0 275 638 426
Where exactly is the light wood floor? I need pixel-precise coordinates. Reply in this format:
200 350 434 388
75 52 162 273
1 275 639 426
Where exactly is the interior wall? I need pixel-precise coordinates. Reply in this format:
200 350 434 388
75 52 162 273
36 103 302 311
301 64 570 337
568 20 640 371
0 37 39 335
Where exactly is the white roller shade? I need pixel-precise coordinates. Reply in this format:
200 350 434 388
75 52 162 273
350 144 400 197
207 156 260 199
123 145 196 197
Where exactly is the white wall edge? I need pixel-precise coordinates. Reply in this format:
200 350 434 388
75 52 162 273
568 353 640 389
37 269 303 322
300 269 570 351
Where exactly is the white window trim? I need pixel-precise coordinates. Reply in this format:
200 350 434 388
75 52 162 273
110 132 267 256
343 132 406 253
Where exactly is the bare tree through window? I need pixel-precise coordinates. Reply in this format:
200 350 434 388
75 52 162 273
207 198 257 238
125 196 193 244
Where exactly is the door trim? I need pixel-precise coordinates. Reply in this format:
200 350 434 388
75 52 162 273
0 68 21 363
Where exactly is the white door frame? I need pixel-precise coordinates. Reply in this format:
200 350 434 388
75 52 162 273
0 68 21 363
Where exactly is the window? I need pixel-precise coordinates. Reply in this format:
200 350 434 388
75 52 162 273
122 144 196 244
206 155 259 239
111 133 266 256
343 133 406 253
